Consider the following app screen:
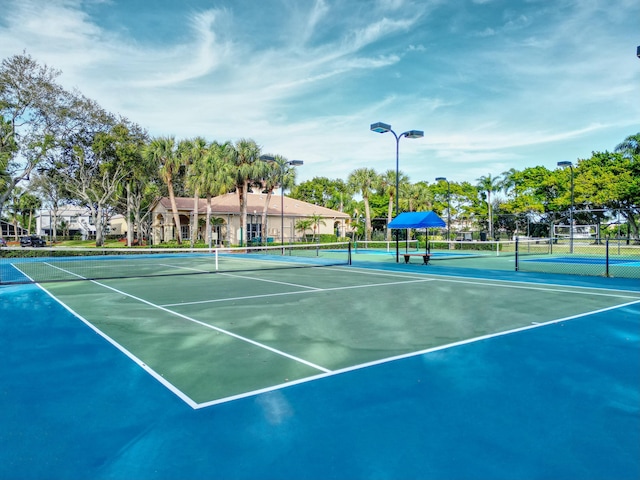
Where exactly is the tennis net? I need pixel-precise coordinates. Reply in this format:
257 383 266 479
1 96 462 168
0 242 352 285
428 239 552 259
354 239 419 253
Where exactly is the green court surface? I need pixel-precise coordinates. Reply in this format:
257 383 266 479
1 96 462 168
41 265 640 407
2 253 639 480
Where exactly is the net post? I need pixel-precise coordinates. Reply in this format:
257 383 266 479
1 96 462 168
215 248 219 271
515 237 519 271
348 241 352 265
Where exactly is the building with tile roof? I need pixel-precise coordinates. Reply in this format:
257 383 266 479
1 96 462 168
150 192 350 245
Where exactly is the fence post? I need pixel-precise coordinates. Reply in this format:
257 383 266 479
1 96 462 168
605 238 610 277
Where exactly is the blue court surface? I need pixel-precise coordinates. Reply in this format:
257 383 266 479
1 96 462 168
525 256 640 266
1 262 639 480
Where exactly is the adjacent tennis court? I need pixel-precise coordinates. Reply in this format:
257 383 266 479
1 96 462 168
1 247 639 479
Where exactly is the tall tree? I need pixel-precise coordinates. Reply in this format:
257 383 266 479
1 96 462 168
615 132 640 158
18 191 41 234
258 154 297 242
290 177 351 212
401 181 432 213
378 169 409 241
181 137 208 245
96 121 148 246
52 94 121 246
227 138 263 245
476 173 501 238
202 141 235 245
28 169 67 242
0 53 66 219
145 136 183 244
500 168 519 199
347 168 379 242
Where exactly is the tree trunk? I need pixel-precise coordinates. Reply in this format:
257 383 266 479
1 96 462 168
126 182 134 247
206 195 212 247
95 205 105 247
167 181 182 244
262 192 272 242
192 188 199 247
238 183 248 246
364 196 372 242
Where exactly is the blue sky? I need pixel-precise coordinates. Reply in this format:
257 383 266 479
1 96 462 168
1 0 639 185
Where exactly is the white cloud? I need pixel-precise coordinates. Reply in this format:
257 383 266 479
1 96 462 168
1 0 638 187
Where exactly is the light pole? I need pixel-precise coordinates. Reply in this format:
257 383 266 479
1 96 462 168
557 161 574 253
260 155 303 250
370 122 424 262
435 177 451 241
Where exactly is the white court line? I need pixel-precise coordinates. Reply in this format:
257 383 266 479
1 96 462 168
334 265 640 300
161 278 434 307
38 263 334 408
36 283 200 409
194 297 640 408
87 279 333 374
158 263 211 273
34 262 640 409
219 271 323 290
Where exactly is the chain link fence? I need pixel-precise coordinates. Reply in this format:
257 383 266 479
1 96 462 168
515 238 640 278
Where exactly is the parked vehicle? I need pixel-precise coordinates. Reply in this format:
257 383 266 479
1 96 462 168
20 236 47 247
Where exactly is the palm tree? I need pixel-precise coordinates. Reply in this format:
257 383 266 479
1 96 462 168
347 168 379 242
403 181 433 212
615 132 640 157
19 191 41 234
309 213 326 242
500 168 519 199
378 169 409 241
228 138 264 245
295 218 314 241
202 141 235 245
8 186 23 240
476 173 501 239
181 137 208 245
145 136 183 244
257 155 286 242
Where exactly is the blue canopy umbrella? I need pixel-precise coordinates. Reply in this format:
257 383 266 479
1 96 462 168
387 211 446 229
388 211 446 255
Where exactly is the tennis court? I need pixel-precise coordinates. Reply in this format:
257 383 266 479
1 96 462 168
1 246 639 479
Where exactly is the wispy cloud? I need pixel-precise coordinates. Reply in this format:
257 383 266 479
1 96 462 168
1 0 638 185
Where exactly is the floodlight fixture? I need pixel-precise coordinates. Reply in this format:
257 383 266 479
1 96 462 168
370 122 391 134
369 121 424 262
404 130 424 139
